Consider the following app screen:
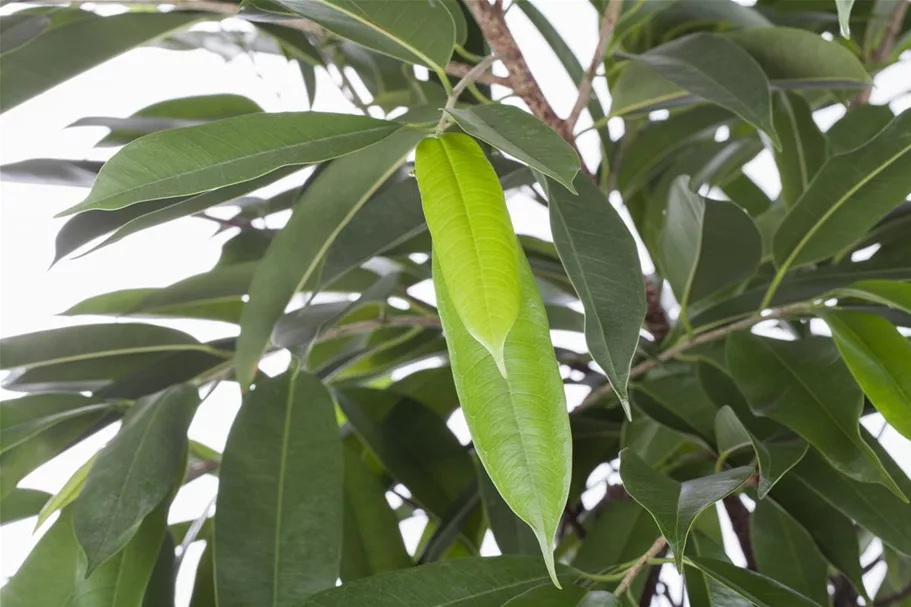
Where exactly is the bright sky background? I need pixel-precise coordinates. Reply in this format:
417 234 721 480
1 2 910 605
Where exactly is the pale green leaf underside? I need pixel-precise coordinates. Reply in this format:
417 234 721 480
417 133 521 375
433 248 570 586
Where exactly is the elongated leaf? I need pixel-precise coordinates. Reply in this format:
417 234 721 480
836 0 855 37
727 333 904 497
444 106 580 193
688 557 824 607
416 133 521 375
0 13 50 55
834 279 911 314
823 310 911 440
434 248 570 586
216 370 343 606
620 33 779 147
0 158 102 187
502 585 618 606
418 482 481 563
772 93 827 208
72 93 262 147
273 0 455 70
633 373 718 445
341 442 411 581
0 488 49 525
752 500 829 606
661 177 761 326
619 448 753 570
37 454 95 529
477 464 538 557
296 556 575 607
773 110 911 272
827 105 894 155
1 11 198 112
236 127 423 387
573 500 659 583
714 406 807 499
0 323 207 371
544 174 644 415
0 400 110 455
73 384 196 572
142 531 176 607
60 113 400 215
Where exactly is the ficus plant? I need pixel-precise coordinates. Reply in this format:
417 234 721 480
1 0 911 605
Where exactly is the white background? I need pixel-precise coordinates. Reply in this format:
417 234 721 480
1 1 910 605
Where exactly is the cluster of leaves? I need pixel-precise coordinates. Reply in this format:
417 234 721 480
1 0 911 606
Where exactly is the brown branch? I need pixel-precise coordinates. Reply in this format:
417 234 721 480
876 583 911 606
566 0 623 131
723 495 757 571
851 0 908 105
445 61 511 87
644 276 670 343
639 544 669 607
318 315 441 341
615 538 668 596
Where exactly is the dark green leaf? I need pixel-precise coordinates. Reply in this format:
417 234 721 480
573 500 659 580
418 481 480 564
833 279 911 314
142 531 176 607
502 585 618 606
73 384 197 572
688 556 824 607
236 127 423 387
445 104 580 194
827 105 894 155
772 93 827 208
545 174 645 414
0 13 50 55
633 373 719 445
0 488 49 524
61 113 401 215
1 11 198 112
216 369 343 606
686 532 751 607
295 556 576 607
727 333 904 497
620 448 753 570
0 398 110 455
752 500 829 606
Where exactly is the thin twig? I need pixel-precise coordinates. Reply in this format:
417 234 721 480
615 538 667 596
580 301 817 408
566 0 623 131
435 54 498 135
318 315 441 341
639 544 669 607
446 61 511 87
851 0 908 105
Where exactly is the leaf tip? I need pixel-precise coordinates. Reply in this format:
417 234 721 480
535 530 561 588
619 396 632 421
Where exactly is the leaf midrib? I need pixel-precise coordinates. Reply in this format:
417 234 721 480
272 370 297 607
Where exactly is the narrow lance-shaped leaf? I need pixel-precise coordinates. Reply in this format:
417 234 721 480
686 532 751 607
727 333 906 498
295 557 576 607
772 110 911 276
544 174 645 416
836 0 855 37
434 248 571 586
216 369 343 606
833 279 911 314
37 454 96 529
72 384 197 573
688 557 825 607
0 489 49 525
822 310 911 440
236 127 424 387
620 448 754 571
772 92 827 208
444 105 580 193
416 133 521 376
619 33 780 148
714 406 808 499
59 113 401 215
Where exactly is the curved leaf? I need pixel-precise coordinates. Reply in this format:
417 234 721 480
688 557 825 607
416 133 521 375
833 279 911 314
823 310 911 440
60 113 401 215
836 0 855 37
0 488 49 525
502 585 618 606
771 92 827 208
72 384 197 573
216 370 343 606
37 454 95 529
444 105 580 193
273 0 455 70
434 248 570 586
236 127 423 387
773 109 911 272
0 158 102 187
545 174 645 414
727 333 905 498
620 448 754 571
827 105 894 155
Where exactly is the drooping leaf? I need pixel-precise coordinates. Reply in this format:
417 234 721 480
572 499 659 586
827 105 894 155
295 556 576 607
773 109 911 273
0 488 49 525
752 500 829 606
0 323 209 371
714 406 807 499
836 0 855 37
823 310 911 440
417 482 482 563
216 369 343 606
272 0 456 71
236 127 423 387
0 393 98 454
619 448 753 570
477 464 538 557
416 133 521 376
37 454 96 529
341 441 412 581
833 279 911 314
73 384 197 573
60 113 401 215
434 248 571 586
0 158 102 187
544 174 645 415
0 13 50 55
1 11 198 112
444 105 580 193
771 93 827 208
660 177 761 328
618 33 779 147
727 333 905 497
502 584 619 607
142 530 176 607
686 532 752 607
688 556 824 607
632 373 719 446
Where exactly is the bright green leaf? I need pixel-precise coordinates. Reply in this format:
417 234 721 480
416 133 521 376
833 279 911 314
836 0 855 37
37 454 96 529
216 369 343 606
477 464 538 557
